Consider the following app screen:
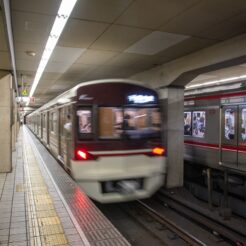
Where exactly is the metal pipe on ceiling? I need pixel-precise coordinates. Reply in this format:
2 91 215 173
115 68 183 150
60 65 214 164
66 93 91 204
1 0 19 97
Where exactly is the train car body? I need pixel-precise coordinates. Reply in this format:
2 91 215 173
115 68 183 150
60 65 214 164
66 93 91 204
184 90 246 174
27 79 166 203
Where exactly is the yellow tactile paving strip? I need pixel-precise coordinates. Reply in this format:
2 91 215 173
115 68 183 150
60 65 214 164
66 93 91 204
23 127 130 246
23 139 69 246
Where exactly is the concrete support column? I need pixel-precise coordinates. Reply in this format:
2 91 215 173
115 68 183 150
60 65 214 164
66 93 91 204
12 90 18 151
159 86 184 188
0 74 12 172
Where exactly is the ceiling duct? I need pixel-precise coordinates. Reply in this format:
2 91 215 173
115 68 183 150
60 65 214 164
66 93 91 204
1 0 19 96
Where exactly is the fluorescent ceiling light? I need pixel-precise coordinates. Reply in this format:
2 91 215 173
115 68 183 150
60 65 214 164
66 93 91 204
28 0 78 100
185 83 242 96
125 31 189 55
185 74 246 89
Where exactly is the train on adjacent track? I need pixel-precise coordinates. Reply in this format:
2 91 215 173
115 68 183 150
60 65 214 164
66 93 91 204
26 79 166 203
184 89 246 203
184 90 246 173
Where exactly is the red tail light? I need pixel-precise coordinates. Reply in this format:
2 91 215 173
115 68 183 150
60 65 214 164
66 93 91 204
152 147 165 156
75 149 98 161
77 150 88 160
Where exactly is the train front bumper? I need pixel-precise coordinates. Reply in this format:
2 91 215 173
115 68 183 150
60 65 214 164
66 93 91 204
70 155 166 203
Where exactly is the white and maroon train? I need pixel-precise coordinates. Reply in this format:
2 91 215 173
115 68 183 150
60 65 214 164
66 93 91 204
27 79 166 203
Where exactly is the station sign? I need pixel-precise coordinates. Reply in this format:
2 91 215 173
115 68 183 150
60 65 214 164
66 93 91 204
221 97 246 105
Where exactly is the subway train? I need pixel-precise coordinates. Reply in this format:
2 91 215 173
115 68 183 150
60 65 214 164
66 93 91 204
184 90 246 173
184 89 246 208
26 79 166 203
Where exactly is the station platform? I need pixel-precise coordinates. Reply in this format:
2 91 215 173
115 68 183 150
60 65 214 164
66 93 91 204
0 127 130 246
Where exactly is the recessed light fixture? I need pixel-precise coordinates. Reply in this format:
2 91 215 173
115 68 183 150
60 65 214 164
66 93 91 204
27 0 78 104
26 50 36 57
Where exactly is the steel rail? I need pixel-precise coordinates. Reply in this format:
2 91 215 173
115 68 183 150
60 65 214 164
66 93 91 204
137 200 207 246
156 192 246 246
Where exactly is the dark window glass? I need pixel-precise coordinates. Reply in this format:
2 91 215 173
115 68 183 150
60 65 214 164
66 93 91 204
77 110 92 134
225 109 235 140
241 109 246 142
192 111 205 138
184 112 192 136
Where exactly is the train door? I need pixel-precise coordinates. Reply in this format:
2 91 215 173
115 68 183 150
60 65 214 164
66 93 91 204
47 112 49 145
59 107 66 162
238 105 246 171
220 106 238 167
59 106 72 165
58 108 61 157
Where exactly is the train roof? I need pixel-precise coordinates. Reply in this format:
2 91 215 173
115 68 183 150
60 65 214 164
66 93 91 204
28 78 152 115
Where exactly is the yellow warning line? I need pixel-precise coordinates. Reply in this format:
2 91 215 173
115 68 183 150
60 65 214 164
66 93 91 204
23 132 69 246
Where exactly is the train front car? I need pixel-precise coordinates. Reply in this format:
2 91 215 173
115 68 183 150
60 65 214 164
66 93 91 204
71 82 166 203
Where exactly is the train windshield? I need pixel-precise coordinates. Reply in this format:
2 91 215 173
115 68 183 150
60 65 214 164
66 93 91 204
77 109 92 134
98 107 161 139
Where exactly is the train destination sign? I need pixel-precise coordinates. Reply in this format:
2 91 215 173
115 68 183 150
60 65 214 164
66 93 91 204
127 94 156 104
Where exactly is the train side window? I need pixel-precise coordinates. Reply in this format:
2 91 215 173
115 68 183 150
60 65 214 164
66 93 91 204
184 111 192 136
50 112 57 133
192 111 205 138
60 108 66 136
42 114 46 129
225 109 235 140
50 112 54 132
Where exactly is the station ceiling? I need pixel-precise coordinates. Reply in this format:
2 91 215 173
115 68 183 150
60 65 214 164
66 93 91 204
1 0 246 106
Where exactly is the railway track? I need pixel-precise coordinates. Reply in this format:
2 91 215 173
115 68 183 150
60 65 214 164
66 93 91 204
136 200 206 246
97 192 245 245
155 190 246 245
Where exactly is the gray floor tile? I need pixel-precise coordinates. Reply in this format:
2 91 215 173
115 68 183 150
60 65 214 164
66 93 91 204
9 233 27 242
10 221 26 229
0 229 9 236
9 242 28 246
11 216 26 223
0 223 10 230
0 234 8 242
10 227 27 235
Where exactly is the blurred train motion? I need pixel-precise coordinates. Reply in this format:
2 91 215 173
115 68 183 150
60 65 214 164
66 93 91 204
184 89 246 216
27 79 166 203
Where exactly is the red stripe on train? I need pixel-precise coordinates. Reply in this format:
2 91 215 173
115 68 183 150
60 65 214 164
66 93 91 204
93 152 151 157
184 140 246 153
185 91 246 101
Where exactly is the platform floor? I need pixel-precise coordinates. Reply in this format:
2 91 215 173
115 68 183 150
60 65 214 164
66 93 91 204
0 127 130 246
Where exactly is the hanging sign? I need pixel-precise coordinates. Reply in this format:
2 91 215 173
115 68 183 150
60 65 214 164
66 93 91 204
22 89 28 96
